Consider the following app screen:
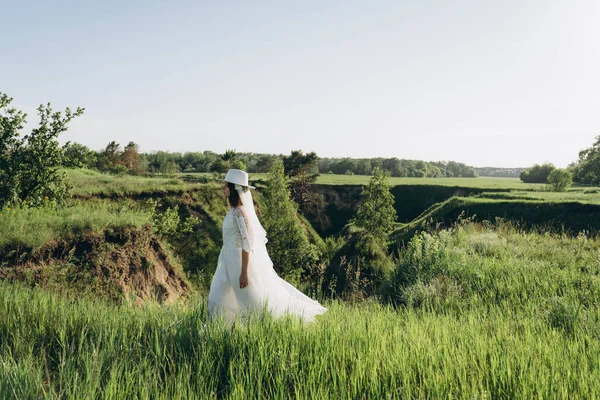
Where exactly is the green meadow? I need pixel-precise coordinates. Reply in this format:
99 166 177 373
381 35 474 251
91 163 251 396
2 170 600 398
1 222 599 398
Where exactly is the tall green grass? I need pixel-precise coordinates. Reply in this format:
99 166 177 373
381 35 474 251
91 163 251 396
1 224 599 398
1 285 599 399
388 222 600 311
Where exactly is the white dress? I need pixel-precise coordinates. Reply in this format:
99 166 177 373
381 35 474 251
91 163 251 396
208 206 327 324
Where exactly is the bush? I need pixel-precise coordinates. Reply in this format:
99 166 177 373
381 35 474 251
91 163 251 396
324 232 394 300
383 230 456 305
547 168 572 192
140 199 199 240
520 163 555 183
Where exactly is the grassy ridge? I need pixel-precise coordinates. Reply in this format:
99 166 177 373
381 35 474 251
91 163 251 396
478 190 600 204
392 196 600 246
0 201 151 255
1 224 599 398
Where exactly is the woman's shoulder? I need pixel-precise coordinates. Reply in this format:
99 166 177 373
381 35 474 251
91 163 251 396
232 205 247 217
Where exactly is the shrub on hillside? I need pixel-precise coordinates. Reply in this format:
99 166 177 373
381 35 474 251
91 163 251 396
388 231 454 293
324 232 394 300
139 199 199 240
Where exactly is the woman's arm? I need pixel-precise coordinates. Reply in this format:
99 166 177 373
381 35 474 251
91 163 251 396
240 250 249 289
234 207 252 289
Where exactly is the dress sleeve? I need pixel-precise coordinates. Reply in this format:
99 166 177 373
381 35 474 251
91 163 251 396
233 207 253 252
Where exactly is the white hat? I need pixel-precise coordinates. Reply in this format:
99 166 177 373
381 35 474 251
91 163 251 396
223 169 255 189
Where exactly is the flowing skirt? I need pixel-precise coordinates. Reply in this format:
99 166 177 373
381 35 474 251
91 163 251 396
208 246 327 324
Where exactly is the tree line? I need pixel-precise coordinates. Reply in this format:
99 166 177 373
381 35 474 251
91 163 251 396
4 91 600 208
62 141 478 178
473 167 525 178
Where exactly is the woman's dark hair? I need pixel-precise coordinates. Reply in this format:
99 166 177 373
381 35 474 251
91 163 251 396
227 182 241 207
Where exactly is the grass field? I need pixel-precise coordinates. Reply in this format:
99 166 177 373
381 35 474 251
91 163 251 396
179 171 543 189
1 223 599 398
317 174 542 189
72 169 600 195
3 169 600 397
66 169 202 196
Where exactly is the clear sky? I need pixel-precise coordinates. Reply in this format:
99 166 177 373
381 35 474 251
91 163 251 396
2 0 599 167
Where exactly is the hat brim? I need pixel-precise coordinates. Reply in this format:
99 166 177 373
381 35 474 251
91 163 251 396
222 179 255 190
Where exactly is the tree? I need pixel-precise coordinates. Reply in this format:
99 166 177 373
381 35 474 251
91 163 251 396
120 141 144 173
355 159 373 175
96 141 123 173
160 161 180 175
221 149 238 170
210 159 227 173
230 159 247 171
261 158 319 283
547 169 572 192
330 158 357 175
283 150 319 178
255 154 277 173
0 94 27 206
520 163 556 183
0 93 84 208
145 151 182 175
351 167 397 243
62 142 96 168
282 150 321 214
572 136 600 185
382 158 404 177
104 141 122 165
182 152 208 172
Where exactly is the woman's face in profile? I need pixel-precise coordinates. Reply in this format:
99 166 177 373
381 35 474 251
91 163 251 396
223 182 230 198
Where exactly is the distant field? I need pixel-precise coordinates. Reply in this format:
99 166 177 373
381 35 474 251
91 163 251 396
70 170 600 198
178 172 543 190
316 174 541 189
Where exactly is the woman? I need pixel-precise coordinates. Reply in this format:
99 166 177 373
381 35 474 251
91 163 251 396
208 169 327 325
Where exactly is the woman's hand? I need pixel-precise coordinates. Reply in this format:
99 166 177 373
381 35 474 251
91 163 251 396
239 272 249 289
